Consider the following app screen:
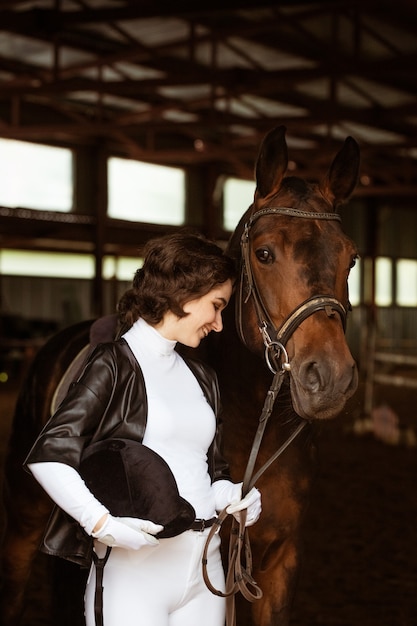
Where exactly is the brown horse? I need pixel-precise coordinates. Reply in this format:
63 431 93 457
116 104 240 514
205 125 359 625
0 125 360 626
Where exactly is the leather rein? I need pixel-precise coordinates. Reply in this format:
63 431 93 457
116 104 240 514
202 206 348 625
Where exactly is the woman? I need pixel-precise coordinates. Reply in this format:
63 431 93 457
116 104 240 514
25 232 261 626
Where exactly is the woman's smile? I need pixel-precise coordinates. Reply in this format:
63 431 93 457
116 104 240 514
157 279 233 347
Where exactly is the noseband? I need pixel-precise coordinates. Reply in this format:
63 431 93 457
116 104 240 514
237 206 348 374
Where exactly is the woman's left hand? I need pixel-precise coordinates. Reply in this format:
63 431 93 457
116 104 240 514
226 486 261 527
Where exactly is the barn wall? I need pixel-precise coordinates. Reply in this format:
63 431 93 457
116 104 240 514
1 275 130 330
378 205 417 259
334 197 417 368
340 197 417 260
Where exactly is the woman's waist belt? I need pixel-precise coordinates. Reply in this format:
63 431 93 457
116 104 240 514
190 517 217 531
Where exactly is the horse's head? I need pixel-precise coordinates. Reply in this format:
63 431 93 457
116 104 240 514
228 125 359 420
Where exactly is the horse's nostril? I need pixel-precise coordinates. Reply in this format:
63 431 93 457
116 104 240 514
302 362 324 393
299 359 358 396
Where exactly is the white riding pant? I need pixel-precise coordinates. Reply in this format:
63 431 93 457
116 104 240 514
84 528 226 626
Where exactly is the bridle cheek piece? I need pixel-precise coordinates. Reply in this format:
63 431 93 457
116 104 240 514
237 206 348 375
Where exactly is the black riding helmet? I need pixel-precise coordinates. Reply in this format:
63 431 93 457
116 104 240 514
79 438 195 538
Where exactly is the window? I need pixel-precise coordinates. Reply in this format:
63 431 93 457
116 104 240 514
103 256 143 281
361 257 417 307
396 258 417 306
0 250 94 279
108 158 185 225
0 139 73 211
0 250 143 282
223 177 255 231
348 258 361 307
375 257 392 306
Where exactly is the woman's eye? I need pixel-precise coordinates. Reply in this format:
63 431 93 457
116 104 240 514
255 248 273 264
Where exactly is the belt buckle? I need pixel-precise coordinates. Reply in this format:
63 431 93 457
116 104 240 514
192 517 216 532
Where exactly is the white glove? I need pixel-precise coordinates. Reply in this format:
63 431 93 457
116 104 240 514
226 486 262 527
92 514 163 550
212 480 243 512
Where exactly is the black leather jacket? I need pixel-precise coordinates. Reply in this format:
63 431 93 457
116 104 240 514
25 338 231 567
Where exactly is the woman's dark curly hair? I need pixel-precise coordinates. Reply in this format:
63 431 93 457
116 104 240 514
118 232 237 328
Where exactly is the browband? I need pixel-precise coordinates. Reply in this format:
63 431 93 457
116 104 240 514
244 207 341 232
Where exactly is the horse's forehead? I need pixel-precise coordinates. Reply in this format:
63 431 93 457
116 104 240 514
251 212 337 244
250 213 351 274
257 176 327 211
281 175 312 197
292 224 342 264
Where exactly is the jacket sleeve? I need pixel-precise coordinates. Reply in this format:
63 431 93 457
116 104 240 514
24 342 126 470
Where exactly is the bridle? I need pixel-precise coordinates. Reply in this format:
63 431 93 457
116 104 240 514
236 204 349 489
237 206 348 375
202 206 350 624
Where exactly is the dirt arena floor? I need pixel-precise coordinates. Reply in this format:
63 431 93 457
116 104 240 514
1 371 416 626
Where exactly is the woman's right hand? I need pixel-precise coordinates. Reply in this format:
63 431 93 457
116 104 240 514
92 514 163 550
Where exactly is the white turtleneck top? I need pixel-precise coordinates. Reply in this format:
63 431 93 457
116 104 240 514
29 317 240 536
123 318 217 520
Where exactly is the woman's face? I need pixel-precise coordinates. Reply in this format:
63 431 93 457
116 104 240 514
158 279 233 347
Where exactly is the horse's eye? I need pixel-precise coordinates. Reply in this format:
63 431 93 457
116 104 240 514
255 248 273 264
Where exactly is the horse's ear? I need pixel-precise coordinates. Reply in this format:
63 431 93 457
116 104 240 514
320 136 360 207
255 125 288 198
